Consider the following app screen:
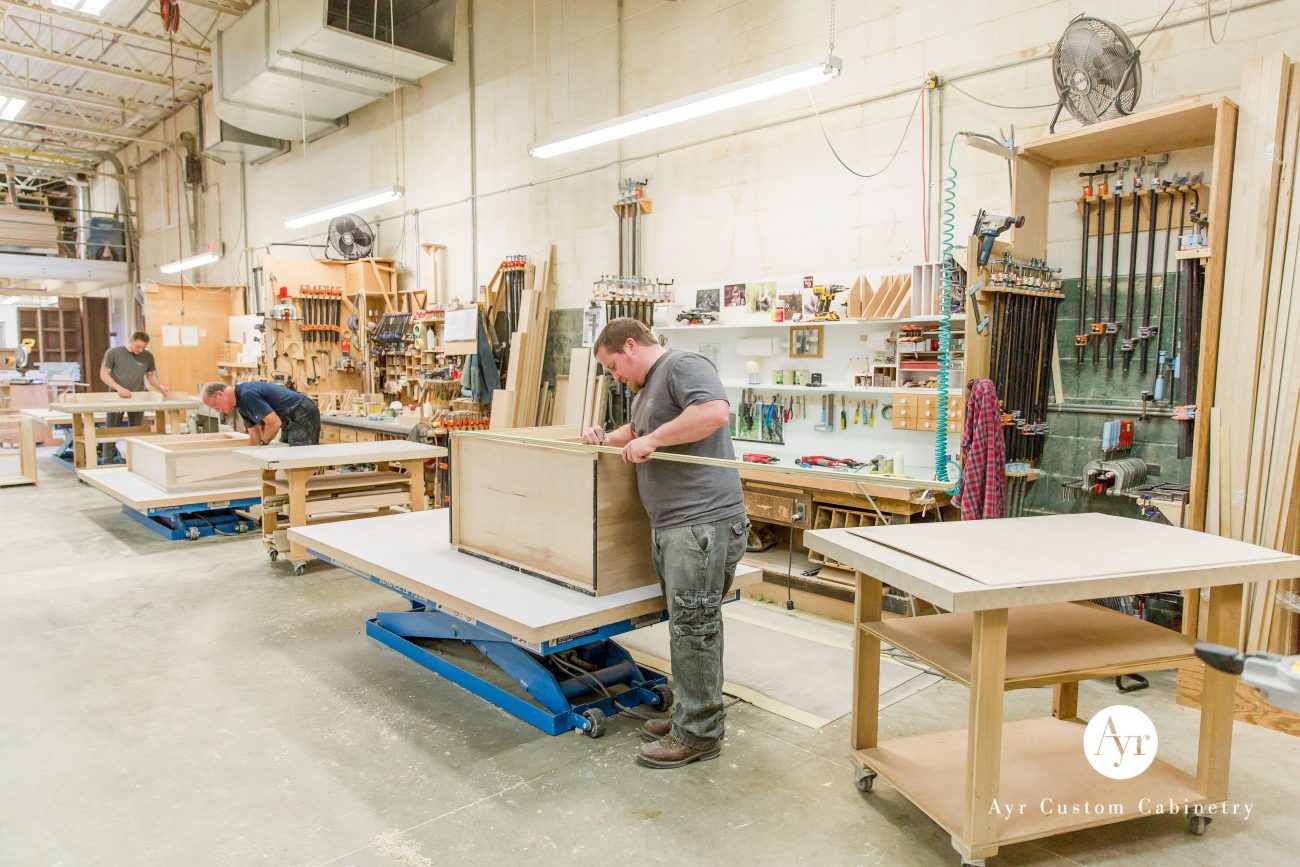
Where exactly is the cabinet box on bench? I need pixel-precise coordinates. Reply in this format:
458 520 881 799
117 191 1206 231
450 428 656 596
126 432 258 492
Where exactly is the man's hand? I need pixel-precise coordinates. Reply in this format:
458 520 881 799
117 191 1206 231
157 385 170 396
581 426 606 445
248 427 263 446
116 387 131 399
622 436 656 463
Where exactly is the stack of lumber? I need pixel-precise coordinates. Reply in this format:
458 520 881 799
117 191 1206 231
490 245 555 429
553 347 609 429
1204 52 1300 657
0 204 58 251
864 273 912 320
845 276 874 319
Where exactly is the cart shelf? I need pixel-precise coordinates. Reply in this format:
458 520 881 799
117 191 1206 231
852 717 1205 850
863 601 1195 689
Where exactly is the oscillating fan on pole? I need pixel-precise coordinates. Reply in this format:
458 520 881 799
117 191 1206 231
327 214 375 260
1049 15 1142 133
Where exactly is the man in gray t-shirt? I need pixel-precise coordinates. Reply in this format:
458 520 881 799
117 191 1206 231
98 331 170 462
582 318 747 769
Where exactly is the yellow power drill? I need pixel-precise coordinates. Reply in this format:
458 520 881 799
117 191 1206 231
812 284 848 321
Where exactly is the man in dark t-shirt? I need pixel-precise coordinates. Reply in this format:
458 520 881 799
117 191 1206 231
582 318 747 769
98 331 170 462
201 381 320 446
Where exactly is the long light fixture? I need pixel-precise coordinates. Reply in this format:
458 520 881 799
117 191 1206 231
160 247 222 275
52 0 114 15
0 96 27 121
283 185 403 229
530 56 842 159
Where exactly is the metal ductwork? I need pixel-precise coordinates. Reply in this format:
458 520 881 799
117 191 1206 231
66 175 91 259
213 0 456 141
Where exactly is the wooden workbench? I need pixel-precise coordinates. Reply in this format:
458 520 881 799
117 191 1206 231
234 440 447 574
55 392 198 469
288 509 761 647
805 513 1300 865
77 466 260 514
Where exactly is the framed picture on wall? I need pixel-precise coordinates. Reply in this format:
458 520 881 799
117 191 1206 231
790 325 823 359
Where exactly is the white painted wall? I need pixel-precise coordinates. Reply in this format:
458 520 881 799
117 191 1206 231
96 0 1300 472
109 0 1300 296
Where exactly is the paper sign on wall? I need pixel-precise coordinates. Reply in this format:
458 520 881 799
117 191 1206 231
444 308 478 342
181 326 199 347
161 325 180 346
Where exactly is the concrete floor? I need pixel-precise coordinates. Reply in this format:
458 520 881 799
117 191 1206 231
2 453 1298 867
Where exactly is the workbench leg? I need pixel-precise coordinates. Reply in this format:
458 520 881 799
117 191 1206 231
1196 582 1243 802
1051 681 1079 721
154 410 166 434
959 607 1008 862
79 412 96 468
261 469 279 558
852 571 883 752
287 469 309 563
402 459 427 511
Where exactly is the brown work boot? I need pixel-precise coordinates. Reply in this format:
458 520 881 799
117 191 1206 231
636 735 721 769
640 718 671 743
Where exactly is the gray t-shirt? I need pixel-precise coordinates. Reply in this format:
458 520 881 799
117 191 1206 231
630 349 745 530
102 345 156 392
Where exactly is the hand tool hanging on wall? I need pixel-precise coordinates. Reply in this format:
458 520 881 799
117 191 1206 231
1138 154 1169 375
1149 179 1181 400
1092 164 1114 365
1121 157 1145 371
1106 161 1129 369
1076 166 1105 364
973 210 1025 267
1168 175 1198 406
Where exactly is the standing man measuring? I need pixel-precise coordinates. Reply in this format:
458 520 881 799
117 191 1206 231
99 331 170 462
201 381 321 446
582 318 748 769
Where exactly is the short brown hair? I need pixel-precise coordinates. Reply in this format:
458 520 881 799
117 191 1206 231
131 331 150 343
594 317 655 355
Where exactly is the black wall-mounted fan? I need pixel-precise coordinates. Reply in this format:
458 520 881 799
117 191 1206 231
1049 15 1141 133
327 214 375 260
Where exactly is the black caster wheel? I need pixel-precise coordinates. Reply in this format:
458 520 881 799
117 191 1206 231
854 767 877 793
292 562 306 577
1188 814 1212 836
268 550 278 562
236 522 249 534
649 683 674 710
960 859 986 867
186 527 200 541
581 708 606 738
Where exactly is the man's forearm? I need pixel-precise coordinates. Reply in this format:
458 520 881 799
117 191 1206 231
603 424 634 447
645 402 729 449
262 421 281 442
100 369 122 391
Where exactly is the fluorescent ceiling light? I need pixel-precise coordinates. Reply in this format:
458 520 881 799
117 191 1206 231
0 96 26 121
284 185 403 229
160 250 221 274
530 56 842 159
52 0 113 15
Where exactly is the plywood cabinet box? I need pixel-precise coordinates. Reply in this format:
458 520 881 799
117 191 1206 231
126 432 259 492
451 428 656 596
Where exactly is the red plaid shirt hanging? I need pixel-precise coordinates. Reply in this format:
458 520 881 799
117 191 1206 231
955 378 1006 520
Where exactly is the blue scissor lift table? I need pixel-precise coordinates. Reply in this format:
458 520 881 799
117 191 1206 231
291 510 760 737
77 467 260 542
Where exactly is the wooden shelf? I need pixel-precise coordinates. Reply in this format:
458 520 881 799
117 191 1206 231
723 380 962 397
863 601 1194 689
1019 99 1226 167
853 717 1205 849
655 314 960 332
1175 247 1212 260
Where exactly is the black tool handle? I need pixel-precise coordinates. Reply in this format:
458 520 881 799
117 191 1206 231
1194 642 1246 675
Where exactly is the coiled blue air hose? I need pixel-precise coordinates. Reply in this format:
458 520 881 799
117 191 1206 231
933 133 962 493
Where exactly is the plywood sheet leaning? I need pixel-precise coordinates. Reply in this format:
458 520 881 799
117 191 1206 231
866 273 913 320
848 276 875 319
1211 53 1291 542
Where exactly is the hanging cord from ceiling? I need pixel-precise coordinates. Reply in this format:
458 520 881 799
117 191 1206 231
1135 0 1181 51
809 85 923 180
1206 0 1235 44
